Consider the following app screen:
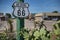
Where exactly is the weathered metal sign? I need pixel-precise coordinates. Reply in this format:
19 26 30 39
12 2 29 18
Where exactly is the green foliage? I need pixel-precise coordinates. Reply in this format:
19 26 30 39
20 28 29 40
52 20 60 40
39 27 46 36
0 32 7 40
54 29 60 35
52 11 58 13
19 20 60 40
53 21 60 35
23 32 29 38
6 13 11 18
56 37 60 40
33 30 40 39
20 27 51 40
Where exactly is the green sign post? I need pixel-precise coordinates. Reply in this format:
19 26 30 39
16 18 24 40
16 0 24 40
12 0 29 40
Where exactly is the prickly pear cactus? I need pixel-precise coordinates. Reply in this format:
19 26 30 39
33 30 40 40
53 21 60 35
53 20 60 40
39 27 46 36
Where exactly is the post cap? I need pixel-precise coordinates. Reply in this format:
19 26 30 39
18 0 24 2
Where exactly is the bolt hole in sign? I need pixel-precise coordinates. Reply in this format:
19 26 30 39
12 2 29 18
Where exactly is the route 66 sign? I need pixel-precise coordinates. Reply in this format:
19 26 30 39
12 2 29 18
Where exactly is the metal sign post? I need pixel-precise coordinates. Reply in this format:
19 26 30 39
12 0 29 40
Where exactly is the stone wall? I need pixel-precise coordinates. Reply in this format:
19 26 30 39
44 20 57 31
25 19 57 31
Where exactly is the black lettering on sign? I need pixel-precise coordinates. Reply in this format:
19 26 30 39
17 9 21 16
22 10 25 16
17 9 25 16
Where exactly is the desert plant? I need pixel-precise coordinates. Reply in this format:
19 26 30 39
19 20 60 40
0 32 7 40
20 26 51 40
52 21 60 40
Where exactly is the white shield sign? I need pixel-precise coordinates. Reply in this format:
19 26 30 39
12 2 29 18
